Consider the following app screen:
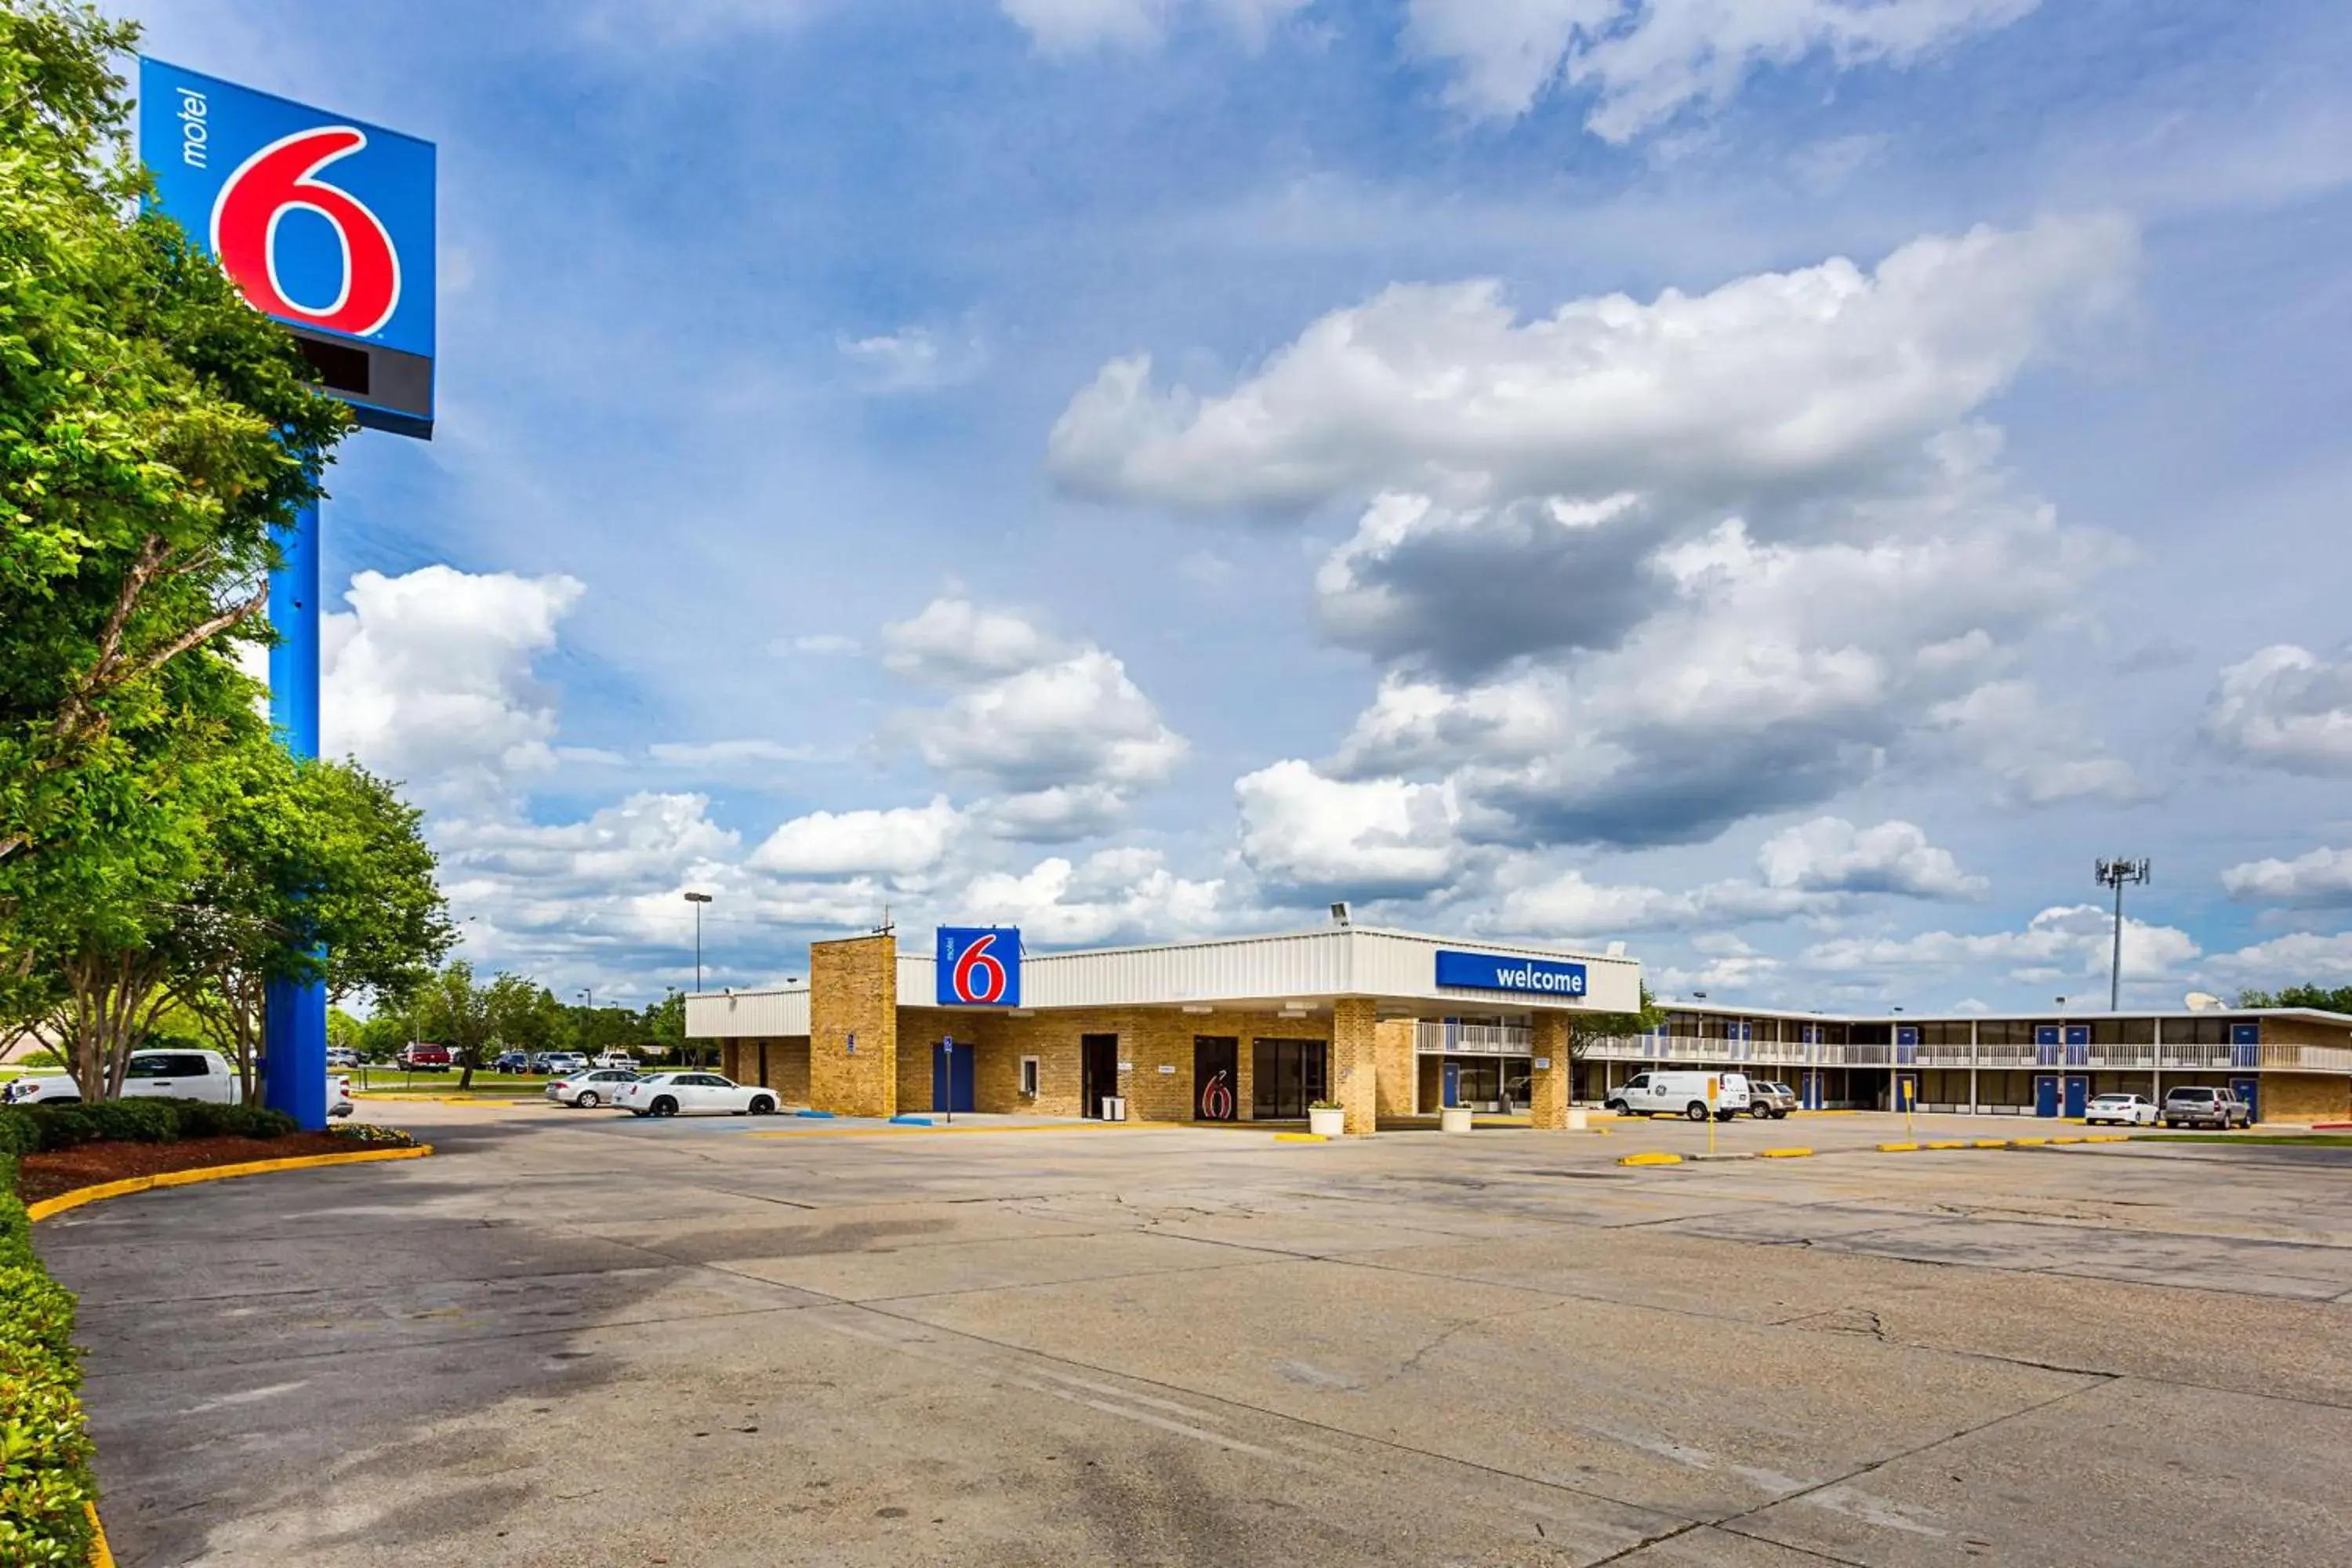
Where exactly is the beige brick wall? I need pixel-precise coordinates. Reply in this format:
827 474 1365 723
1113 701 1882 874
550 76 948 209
890 1005 1335 1121
1331 998 1379 1135
810 934 898 1118
1529 1013 1571 1129
1374 1018 1417 1118
2257 1072 2351 1123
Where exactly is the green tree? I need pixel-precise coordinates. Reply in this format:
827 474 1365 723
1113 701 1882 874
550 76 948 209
2236 985 2352 1013
169 749 456 1101
0 1 350 877
643 989 687 1062
487 975 561 1066
326 1007 362 1051
1566 984 1667 1050
410 962 495 1090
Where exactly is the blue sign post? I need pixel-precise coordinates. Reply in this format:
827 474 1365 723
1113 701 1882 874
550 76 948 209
140 61 436 1130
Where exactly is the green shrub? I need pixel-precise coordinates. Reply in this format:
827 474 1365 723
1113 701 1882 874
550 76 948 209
171 1102 297 1142
0 1157 96 1565
0 1112 37 1161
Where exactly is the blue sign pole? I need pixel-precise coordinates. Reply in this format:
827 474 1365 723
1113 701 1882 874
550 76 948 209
261 499 328 1131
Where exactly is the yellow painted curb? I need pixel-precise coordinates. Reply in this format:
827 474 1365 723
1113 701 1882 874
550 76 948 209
2049 1135 2084 1145
88 1501 113 1568
2085 1134 2131 1143
27 1145 433 1222
1759 1147 1813 1159
1876 1142 1920 1152
2011 1137 2049 1147
1273 1132 1327 1144
1922 1139 1969 1150
1972 1138 2010 1149
1618 1152 1682 1167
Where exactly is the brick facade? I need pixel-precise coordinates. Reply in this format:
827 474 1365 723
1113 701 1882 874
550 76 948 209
1374 1019 1417 1118
1529 1013 1571 1129
2256 1072 2351 1123
810 934 898 1119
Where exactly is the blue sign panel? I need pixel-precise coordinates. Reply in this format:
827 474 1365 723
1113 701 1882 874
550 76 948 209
140 58 435 436
937 927 1021 1007
1434 950 1588 998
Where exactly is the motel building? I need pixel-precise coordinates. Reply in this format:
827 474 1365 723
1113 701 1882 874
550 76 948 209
681 923 2352 1130
681 924 1642 1134
1581 1004 2352 1124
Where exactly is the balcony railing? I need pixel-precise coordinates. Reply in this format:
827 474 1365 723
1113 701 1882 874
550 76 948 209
1414 1020 1530 1056
1573 1035 2352 1075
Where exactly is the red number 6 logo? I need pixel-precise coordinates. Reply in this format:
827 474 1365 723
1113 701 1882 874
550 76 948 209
953 935 1006 1004
211 127 402 338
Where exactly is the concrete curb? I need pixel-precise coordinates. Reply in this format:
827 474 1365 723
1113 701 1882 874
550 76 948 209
1759 1147 1814 1159
1617 1152 1682 1167
1273 1132 1327 1144
88 1501 113 1568
25 1144 434 1223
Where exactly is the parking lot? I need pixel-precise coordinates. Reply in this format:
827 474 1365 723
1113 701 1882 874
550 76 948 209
38 1104 2352 1566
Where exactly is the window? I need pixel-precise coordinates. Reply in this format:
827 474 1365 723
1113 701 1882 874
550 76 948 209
1251 1039 1328 1120
127 1054 209 1079
1018 1056 1040 1098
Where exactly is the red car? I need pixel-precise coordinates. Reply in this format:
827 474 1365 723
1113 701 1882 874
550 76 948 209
396 1043 454 1072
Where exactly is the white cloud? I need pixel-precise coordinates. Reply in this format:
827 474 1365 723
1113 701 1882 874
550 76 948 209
1493 868 1824 935
1802 904 2199 982
1050 216 2131 514
749 797 965 877
2222 847 2352 909
440 793 740 895
1922 680 2156 809
773 633 861 657
1756 817 1987 898
316 565 585 807
1403 0 2038 136
1000 0 1308 54
884 598 1188 837
2202 931 2352 989
1235 760 1470 897
648 739 816 768
882 597 1064 684
956 848 1230 946
2201 645 2352 776
838 325 985 393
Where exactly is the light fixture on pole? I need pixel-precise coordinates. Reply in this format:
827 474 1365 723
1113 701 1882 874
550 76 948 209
2093 858 2151 1012
683 891 713 993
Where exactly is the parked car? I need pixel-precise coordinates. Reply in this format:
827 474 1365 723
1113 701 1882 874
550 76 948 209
2 1074 80 1105
612 1071 779 1118
2084 1092 2158 1127
1746 1080 1797 1120
327 1074 355 1119
396 1043 454 1073
593 1051 637 1071
6 1051 353 1121
539 1052 590 1077
546 1068 643 1109
492 1050 530 1073
1604 1069 1753 1121
2161 1086 2251 1130
326 1046 362 1070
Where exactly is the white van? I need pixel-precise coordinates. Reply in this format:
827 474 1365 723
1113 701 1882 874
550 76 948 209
1605 1070 1752 1122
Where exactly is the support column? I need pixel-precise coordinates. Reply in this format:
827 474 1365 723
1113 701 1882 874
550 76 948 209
1332 997 1380 1136
1530 1012 1572 1129
263 498 326 1131
810 933 897 1119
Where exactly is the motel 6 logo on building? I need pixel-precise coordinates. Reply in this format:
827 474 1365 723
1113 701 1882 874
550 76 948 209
140 58 435 362
937 927 1022 1008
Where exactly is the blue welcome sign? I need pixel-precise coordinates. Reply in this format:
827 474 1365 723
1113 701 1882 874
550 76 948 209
1435 949 1588 997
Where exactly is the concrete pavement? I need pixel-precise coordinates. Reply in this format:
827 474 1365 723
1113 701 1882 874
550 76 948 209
35 1103 2352 1565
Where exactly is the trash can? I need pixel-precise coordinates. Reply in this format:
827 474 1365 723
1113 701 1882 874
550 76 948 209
1099 1096 1127 1122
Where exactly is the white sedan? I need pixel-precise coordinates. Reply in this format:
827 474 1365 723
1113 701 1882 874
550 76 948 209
2084 1092 2158 1127
612 1071 779 1119
545 1068 642 1109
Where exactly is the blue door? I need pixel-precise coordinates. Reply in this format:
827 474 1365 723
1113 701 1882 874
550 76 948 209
1442 1062 1461 1109
2064 1026 2090 1066
1803 1070 1823 1110
2034 1026 2061 1066
931 1042 975 1112
2230 1025 2260 1068
2064 1075 2089 1118
2034 1074 2060 1117
2231 1076 2259 1122
1894 1072 1920 1112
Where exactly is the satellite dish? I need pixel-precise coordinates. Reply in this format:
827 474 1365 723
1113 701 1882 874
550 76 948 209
2184 991 2221 1012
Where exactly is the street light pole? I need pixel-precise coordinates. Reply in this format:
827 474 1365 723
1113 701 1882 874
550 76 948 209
683 891 713 994
2094 858 2151 1012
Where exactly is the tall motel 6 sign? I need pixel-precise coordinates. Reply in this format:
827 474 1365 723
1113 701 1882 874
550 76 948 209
140 59 437 1129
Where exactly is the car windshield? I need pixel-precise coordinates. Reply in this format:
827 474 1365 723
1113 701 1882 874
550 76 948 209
2092 1095 2130 1104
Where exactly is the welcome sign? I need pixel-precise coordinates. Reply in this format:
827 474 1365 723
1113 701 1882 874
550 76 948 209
1434 949 1588 997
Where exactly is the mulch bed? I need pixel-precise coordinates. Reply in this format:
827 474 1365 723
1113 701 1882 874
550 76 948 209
14 1134 383 1204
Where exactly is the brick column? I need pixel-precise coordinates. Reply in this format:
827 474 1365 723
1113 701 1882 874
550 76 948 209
1333 996 1381 1136
1530 1012 1572 1130
810 933 898 1119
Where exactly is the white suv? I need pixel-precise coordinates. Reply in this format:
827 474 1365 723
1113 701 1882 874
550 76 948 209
2161 1086 2251 1130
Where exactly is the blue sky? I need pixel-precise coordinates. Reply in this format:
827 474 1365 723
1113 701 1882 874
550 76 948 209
130 0 2352 1011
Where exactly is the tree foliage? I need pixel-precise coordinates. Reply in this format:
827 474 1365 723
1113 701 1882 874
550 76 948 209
0 0 350 873
2235 985 2352 1014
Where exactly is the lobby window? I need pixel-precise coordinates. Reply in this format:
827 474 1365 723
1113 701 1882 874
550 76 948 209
1018 1056 1040 1098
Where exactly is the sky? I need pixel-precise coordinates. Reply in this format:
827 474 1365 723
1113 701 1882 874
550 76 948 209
125 0 2352 1014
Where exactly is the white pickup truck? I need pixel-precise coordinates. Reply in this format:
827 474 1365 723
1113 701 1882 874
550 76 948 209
3 1048 354 1117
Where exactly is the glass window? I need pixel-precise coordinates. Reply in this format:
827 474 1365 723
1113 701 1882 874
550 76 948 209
1251 1039 1327 1120
1018 1057 1040 1097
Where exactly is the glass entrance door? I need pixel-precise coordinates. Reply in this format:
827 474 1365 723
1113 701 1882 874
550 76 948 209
1251 1039 1327 1120
1193 1036 1238 1121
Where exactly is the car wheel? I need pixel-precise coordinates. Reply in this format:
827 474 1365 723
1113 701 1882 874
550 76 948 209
1686 1102 1710 1122
1751 1103 1773 1120
750 1095 776 1116
575 1091 599 1109
630 1109 648 1118
652 1096 679 1117
1603 1100 1626 1114
1776 1109 1791 1120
